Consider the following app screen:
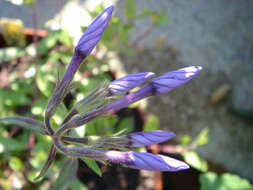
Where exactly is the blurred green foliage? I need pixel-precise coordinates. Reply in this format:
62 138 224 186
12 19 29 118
180 128 253 189
181 128 209 172
200 172 253 190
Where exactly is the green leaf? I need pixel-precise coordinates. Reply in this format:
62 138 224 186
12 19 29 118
0 88 31 107
31 98 47 117
116 117 134 135
34 144 56 181
181 135 191 146
123 48 136 57
36 68 54 97
199 172 219 190
52 103 68 126
101 24 113 47
51 158 78 190
219 173 253 190
50 51 72 66
137 8 154 18
128 101 140 108
85 117 117 136
125 0 136 21
200 172 253 190
9 156 24 171
30 148 48 169
183 151 208 172
72 179 88 190
194 128 210 146
157 10 169 25
81 157 102 177
58 30 73 47
38 31 58 55
0 137 27 153
0 116 46 134
150 10 169 26
143 115 159 131
11 80 34 95
92 5 104 18
118 24 132 47
151 12 160 25
24 0 35 7
85 122 98 136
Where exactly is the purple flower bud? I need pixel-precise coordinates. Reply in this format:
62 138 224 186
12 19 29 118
76 6 114 58
152 66 202 95
45 6 113 134
55 66 202 130
124 130 176 147
101 66 202 114
105 151 189 171
108 72 155 95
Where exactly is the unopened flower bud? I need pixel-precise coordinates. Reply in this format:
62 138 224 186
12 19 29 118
108 72 155 95
105 151 189 171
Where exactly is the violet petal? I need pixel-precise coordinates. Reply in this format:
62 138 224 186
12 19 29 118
109 72 155 95
125 130 176 147
105 151 189 172
152 66 202 95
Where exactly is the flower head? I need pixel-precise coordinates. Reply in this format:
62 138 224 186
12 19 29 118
47 6 201 175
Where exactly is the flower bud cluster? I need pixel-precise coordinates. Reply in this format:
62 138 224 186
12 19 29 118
37 5 202 177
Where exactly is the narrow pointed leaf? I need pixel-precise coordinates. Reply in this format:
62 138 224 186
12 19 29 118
51 158 78 190
0 116 47 134
34 144 57 181
81 157 102 177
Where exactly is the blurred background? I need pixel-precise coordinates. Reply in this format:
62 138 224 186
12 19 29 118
0 0 253 189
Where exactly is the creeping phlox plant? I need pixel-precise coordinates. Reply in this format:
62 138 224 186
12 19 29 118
0 6 202 180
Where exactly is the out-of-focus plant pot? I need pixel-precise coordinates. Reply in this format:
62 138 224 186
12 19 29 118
0 28 47 48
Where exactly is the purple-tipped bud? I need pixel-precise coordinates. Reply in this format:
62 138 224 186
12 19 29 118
62 66 202 128
124 130 176 147
152 66 202 95
108 72 155 95
101 66 202 115
105 151 189 171
45 6 114 134
76 6 114 58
